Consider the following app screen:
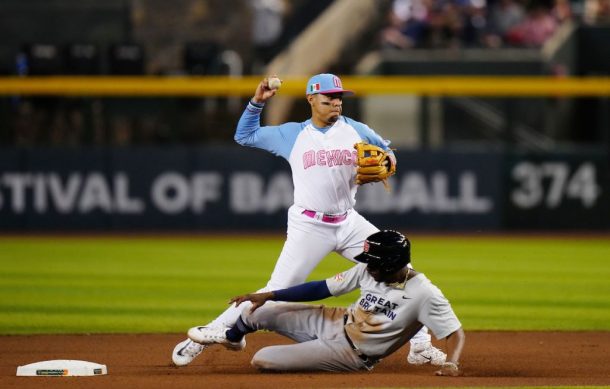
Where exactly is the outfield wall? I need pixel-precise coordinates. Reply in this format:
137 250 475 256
0 146 607 231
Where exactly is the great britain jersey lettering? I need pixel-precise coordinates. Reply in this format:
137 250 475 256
359 293 400 320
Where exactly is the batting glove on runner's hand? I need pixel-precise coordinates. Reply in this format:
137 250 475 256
354 141 396 189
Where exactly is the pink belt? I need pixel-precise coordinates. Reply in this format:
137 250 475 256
302 209 348 223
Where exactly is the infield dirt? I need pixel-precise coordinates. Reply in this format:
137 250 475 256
1 331 609 389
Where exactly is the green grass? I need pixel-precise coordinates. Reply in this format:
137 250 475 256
0 235 609 334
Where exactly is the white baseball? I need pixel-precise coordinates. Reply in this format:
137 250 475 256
268 77 282 90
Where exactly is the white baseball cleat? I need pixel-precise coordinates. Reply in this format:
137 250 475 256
188 326 246 351
172 339 206 366
407 342 447 366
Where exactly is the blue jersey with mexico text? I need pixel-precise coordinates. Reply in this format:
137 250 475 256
235 102 394 214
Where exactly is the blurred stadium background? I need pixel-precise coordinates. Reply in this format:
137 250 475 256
0 0 609 232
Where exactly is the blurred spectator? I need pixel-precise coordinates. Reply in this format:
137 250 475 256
381 0 576 49
426 0 466 48
49 105 86 146
112 117 133 146
552 0 574 23
381 0 488 49
584 0 610 23
504 2 558 46
380 3 413 49
380 0 450 48
462 0 489 46
249 0 289 72
380 0 429 49
12 101 39 146
484 0 526 47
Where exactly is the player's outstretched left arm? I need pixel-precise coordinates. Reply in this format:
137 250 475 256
230 280 333 313
230 292 274 312
435 327 466 377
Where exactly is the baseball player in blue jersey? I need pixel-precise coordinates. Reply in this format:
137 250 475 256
172 74 445 367
188 230 465 375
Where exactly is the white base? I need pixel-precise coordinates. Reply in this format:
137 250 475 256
16 360 107 376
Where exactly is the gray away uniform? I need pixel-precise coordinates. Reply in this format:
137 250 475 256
240 263 461 372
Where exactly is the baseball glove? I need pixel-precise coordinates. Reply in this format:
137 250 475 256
354 141 396 189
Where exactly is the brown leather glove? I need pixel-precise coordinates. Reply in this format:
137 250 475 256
354 141 396 188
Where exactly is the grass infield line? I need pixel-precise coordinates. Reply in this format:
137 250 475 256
0 235 609 334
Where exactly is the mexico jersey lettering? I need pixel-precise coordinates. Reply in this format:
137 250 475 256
302 149 358 169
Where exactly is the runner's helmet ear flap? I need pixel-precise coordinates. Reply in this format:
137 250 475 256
354 230 411 273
